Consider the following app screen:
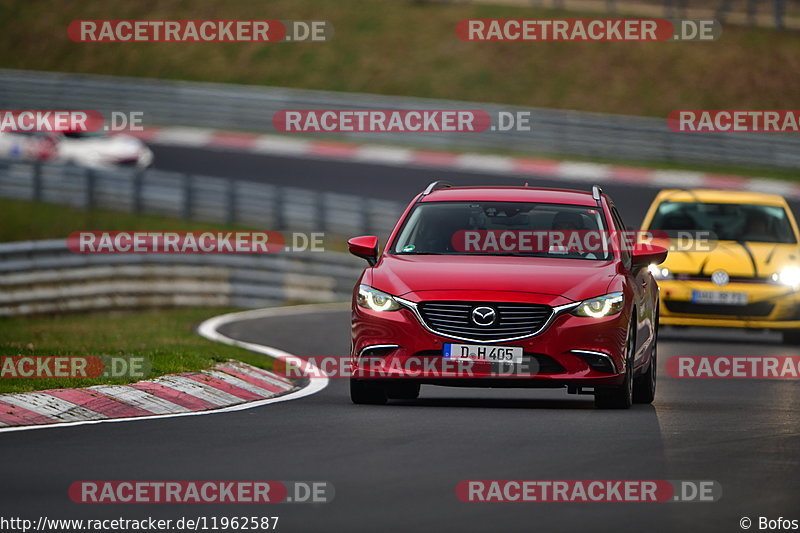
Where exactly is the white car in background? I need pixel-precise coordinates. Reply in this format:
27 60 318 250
0 131 58 161
56 131 153 169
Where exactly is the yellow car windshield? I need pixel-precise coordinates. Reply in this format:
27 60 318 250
649 201 796 244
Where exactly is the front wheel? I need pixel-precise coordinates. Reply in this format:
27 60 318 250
385 381 420 400
633 346 656 404
633 315 658 404
350 379 387 405
595 320 635 409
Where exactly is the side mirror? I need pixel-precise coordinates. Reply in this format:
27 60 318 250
631 243 668 267
348 236 379 266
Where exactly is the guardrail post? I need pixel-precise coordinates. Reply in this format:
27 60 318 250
32 161 42 202
664 0 687 18
664 132 674 163
362 206 372 236
226 179 237 225
85 168 95 209
132 168 144 214
775 0 785 29
317 191 328 234
274 186 285 230
183 173 193 220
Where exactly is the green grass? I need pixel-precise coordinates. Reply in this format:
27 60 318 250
0 308 268 394
0 197 254 243
0 0 797 117
0 197 351 252
0 198 337 395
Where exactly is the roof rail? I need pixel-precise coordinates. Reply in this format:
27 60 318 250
591 185 603 201
422 180 453 196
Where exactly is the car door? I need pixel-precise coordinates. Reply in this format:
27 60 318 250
610 203 652 368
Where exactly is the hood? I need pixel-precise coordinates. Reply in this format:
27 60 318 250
664 241 800 278
59 135 144 159
371 254 618 303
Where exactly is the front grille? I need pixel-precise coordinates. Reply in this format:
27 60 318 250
417 301 552 341
665 300 774 317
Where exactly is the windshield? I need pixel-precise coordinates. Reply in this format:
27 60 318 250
649 201 796 244
391 201 612 260
63 130 109 139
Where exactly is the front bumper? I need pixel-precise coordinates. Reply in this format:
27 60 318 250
351 299 630 387
658 280 800 329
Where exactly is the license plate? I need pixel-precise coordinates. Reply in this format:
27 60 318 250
443 343 523 364
691 290 748 305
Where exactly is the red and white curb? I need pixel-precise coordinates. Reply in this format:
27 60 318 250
131 126 800 199
0 303 341 433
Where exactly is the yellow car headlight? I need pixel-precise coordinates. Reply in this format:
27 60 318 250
772 266 800 289
648 264 673 280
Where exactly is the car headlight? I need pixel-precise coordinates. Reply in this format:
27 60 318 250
357 285 401 311
648 264 673 280
572 292 624 318
772 266 800 289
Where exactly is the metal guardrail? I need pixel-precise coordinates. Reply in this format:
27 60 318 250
0 157 397 316
0 158 404 239
421 0 800 30
0 239 364 316
1 69 798 169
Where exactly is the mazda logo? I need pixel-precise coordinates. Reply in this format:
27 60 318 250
471 306 496 326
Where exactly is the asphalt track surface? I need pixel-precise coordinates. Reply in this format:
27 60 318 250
149 144 800 225
148 144 663 224
1 144 799 532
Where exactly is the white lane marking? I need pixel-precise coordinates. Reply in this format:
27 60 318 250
354 145 413 165
0 303 342 433
216 361 295 390
455 154 515 174
0 392 106 422
90 385 190 415
196 303 338 395
650 170 706 188
142 126 770 193
152 127 214 146
745 178 796 196
251 135 312 155
152 375 243 406
557 162 611 182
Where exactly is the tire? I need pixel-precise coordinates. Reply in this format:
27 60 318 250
633 316 657 404
385 381 420 400
595 319 635 410
350 379 387 405
782 329 800 345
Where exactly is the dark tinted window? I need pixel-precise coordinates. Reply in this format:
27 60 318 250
650 201 796 244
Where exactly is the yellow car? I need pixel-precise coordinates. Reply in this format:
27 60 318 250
640 189 800 344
